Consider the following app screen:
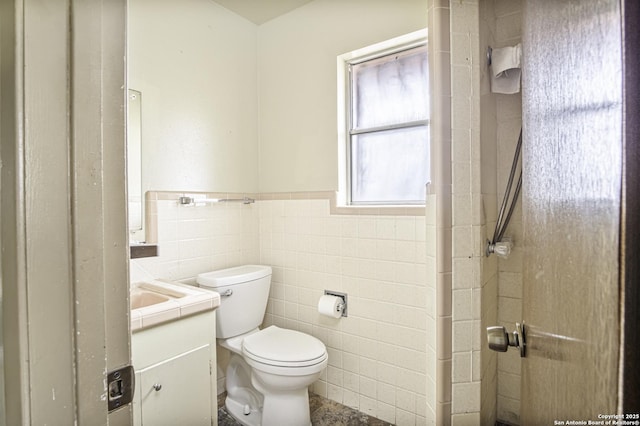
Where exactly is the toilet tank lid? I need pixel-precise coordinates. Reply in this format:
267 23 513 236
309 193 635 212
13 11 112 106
197 265 272 288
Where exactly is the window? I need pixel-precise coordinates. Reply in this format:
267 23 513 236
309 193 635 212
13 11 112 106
340 36 429 206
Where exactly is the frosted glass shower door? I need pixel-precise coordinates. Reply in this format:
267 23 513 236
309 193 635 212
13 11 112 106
520 0 623 422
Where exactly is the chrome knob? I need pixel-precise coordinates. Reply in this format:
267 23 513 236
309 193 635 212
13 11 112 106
152 383 162 392
487 323 526 357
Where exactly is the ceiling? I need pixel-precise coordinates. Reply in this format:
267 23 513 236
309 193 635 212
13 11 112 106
212 0 314 25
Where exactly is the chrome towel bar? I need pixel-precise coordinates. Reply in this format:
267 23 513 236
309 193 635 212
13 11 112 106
178 196 255 205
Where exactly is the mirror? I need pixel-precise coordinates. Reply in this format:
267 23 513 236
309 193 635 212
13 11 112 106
127 89 143 241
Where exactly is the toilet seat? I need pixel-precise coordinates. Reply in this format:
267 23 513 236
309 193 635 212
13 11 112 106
242 325 327 367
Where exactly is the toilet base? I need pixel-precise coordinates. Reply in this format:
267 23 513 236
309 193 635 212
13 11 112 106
258 386 312 426
225 392 311 426
250 365 322 426
223 352 322 426
226 386 312 426
225 396 262 426
224 354 264 426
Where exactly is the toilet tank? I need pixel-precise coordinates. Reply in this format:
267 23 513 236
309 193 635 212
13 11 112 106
197 265 272 339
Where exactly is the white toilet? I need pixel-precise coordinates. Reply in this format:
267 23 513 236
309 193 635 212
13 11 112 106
197 265 328 426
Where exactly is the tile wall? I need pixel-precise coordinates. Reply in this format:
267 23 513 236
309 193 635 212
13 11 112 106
494 0 523 424
449 1 484 425
132 191 432 426
467 0 524 424
258 194 430 426
130 192 260 283
427 0 453 424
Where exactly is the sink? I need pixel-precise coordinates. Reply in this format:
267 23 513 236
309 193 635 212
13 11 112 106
129 282 188 310
130 289 171 309
130 280 220 331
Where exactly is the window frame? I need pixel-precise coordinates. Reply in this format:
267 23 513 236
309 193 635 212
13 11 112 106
337 30 430 208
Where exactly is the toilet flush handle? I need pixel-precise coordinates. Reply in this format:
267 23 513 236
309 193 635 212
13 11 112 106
221 289 233 297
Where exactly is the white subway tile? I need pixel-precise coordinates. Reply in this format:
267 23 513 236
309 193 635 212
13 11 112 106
397 388 417 413
452 352 472 383
357 238 377 260
396 368 426 395
377 401 396 424
157 219 179 243
452 226 474 258
376 217 396 239
327 366 343 387
396 408 416 426
343 390 359 410
327 384 343 404
359 376 377 399
396 240 417 263
358 218 377 239
376 239 397 261
452 289 473 321
359 395 378 418
451 382 480 413
376 361 398 386
344 371 360 392
472 350 482 382
452 412 481 426
378 382 396 405
452 320 473 353
396 218 416 241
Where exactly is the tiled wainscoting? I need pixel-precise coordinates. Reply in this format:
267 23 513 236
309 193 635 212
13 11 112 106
258 194 429 425
132 191 432 425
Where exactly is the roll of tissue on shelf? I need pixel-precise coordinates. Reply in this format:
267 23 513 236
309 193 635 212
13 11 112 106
318 295 343 319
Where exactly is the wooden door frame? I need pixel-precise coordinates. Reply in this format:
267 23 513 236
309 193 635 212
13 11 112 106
621 0 640 412
1 0 131 424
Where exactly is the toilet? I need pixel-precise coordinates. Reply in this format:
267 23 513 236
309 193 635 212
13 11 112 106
197 265 327 426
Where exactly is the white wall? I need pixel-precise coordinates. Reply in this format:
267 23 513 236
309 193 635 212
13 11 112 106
257 0 428 193
128 0 427 194
128 0 259 194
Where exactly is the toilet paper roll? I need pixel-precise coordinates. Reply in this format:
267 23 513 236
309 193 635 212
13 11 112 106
317 295 343 319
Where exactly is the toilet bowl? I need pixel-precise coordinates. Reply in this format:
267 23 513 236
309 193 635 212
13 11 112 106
197 265 328 426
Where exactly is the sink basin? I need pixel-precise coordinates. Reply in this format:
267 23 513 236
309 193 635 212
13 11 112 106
130 289 171 309
129 282 187 310
130 280 220 331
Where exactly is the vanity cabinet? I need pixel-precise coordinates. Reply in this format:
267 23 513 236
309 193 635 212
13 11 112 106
132 310 217 426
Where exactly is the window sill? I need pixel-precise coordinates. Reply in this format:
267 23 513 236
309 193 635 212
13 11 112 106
330 195 425 216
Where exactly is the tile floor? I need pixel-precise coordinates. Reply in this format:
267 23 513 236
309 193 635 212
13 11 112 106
217 392 393 426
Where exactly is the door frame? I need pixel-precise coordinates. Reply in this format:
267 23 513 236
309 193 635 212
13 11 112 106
621 0 640 412
1 0 131 424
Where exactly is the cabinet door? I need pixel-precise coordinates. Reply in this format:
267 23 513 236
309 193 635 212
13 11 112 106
138 345 212 426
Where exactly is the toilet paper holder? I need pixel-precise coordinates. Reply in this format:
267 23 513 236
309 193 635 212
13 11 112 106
324 290 348 317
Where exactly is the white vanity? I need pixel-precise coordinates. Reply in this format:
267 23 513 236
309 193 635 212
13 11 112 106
130 280 220 426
